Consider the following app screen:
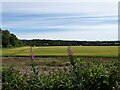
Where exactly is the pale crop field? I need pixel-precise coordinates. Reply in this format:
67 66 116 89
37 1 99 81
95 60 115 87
2 46 118 57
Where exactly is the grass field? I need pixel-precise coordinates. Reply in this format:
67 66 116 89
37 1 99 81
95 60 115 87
1 46 118 57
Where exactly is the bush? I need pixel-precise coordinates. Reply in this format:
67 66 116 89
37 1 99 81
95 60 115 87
2 67 27 90
2 59 120 90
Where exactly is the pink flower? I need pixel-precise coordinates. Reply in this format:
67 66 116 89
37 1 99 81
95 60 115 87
67 46 73 56
31 54 35 60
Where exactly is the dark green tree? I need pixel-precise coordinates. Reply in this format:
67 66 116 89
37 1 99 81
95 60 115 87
2 30 11 47
10 33 19 46
1 29 24 48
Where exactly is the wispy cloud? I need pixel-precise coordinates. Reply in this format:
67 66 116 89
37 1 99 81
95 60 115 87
2 2 118 41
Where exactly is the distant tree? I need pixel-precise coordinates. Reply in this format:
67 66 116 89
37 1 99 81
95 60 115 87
1 29 24 48
10 33 19 46
2 30 11 47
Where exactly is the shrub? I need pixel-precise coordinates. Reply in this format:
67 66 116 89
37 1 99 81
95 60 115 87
2 59 120 90
2 67 27 90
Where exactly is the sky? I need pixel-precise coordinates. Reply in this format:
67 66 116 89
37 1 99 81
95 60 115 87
1 0 118 41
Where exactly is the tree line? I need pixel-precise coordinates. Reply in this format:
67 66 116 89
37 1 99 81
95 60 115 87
1 29 119 48
22 39 119 46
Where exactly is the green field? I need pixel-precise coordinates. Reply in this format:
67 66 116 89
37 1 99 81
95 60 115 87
1 46 118 57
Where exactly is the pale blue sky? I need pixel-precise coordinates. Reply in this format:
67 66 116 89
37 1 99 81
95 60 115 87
2 2 118 41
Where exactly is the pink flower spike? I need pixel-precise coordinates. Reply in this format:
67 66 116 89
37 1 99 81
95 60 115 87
31 54 35 60
67 46 73 56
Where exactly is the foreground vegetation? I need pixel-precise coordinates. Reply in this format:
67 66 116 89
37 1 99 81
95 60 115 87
2 56 120 90
2 46 118 57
